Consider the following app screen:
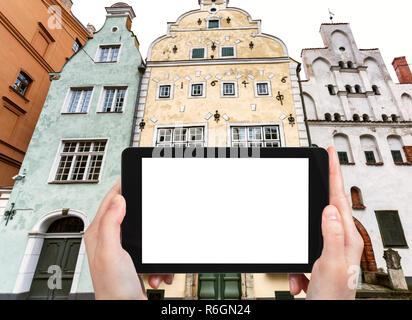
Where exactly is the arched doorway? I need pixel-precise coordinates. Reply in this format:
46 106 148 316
26 215 85 300
353 218 378 273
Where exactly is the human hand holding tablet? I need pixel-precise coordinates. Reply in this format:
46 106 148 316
121 147 328 274
85 147 363 300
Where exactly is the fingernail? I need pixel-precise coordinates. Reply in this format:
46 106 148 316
109 195 121 210
151 277 161 289
290 278 296 292
325 206 339 221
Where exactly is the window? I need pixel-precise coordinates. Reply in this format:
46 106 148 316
345 85 352 94
158 85 171 99
73 39 81 52
100 87 127 112
388 136 405 163
351 187 365 209
231 126 281 147
339 61 346 69
66 88 93 113
382 114 389 122
255 82 271 96
391 114 398 122
338 152 349 164
208 20 220 29
328 85 336 95
325 113 332 121
53 140 107 183
190 83 205 97
97 45 120 63
372 85 380 95
375 211 408 248
364 151 376 164
191 48 206 59
156 127 205 147
334 113 341 121
355 85 362 94
362 114 370 122
221 46 235 58
221 82 237 97
334 134 354 164
13 72 32 96
353 114 360 122
347 61 354 68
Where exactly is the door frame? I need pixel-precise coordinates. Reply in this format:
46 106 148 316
13 209 89 297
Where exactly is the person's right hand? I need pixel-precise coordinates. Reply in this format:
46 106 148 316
288 147 364 300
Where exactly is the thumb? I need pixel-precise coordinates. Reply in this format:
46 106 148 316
97 194 126 251
320 205 345 263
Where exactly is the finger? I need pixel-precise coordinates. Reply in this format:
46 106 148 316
321 205 345 263
148 275 163 289
289 274 309 295
93 179 121 228
164 274 174 285
96 194 126 254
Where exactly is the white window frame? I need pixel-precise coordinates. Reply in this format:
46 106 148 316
61 87 94 114
220 46 236 58
227 122 286 147
97 87 128 113
254 81 272 97
190 47 207 60
221 81 238 98
156 83 174 100
152 123 208 147
188 82 206 98
48 139 109 184
207 19 220 29
95 44 122 63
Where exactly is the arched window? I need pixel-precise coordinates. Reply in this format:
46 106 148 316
382 114 389 122
362 114 370 122
334 113 341 121
391 114 398 122
353 114 360 122
325 113 332 121
339 61 346 69
355 85 362 94
347 61 354 69
47 217 84 233
345 85 352 94
387 135 405 164
351 187 365 209
360 135 382 164
334 133 354 164
327 85 336 95
372 85 380 95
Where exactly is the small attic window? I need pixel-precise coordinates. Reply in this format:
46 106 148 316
208 20 220 29
210 8 217 12
112 26 119 32
339 47 346 52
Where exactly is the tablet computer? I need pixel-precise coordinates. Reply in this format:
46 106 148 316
121 147 328 274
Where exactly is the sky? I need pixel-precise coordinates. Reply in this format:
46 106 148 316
71 0 412 81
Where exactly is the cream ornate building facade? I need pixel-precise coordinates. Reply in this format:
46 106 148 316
134 0 308 299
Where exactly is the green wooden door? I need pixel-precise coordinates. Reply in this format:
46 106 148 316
28 238 81 300
198 274 242 300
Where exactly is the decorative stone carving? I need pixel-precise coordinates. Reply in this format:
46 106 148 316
383 249 408 291
383 248 402 270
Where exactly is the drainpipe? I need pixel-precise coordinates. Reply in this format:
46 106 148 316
296 62 313 147
129 61 147 147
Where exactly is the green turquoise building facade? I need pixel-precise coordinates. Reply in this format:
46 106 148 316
0 3 143 299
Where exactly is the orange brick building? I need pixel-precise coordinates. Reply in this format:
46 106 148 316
0 0 90 187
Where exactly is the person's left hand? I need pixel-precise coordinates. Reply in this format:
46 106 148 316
84 179 174 300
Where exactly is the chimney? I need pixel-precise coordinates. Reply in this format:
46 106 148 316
60 0 73 11
105 2 136 21
392 57 412 84
87 24 96 34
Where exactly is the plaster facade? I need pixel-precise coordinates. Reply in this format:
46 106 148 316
301 23 412 284
0 0 90 187
0 4 143 299
136 0 308 299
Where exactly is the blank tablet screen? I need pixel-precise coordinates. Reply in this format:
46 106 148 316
141 157 309 265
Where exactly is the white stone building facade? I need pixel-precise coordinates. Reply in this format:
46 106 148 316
301 23 412 288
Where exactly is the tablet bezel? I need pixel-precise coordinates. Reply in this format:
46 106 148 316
121 147 328 274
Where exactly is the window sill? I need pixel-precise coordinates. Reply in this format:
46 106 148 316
94 61 118 64
394 162 412 166
49 181 99 185
8 86 30 103
96 111 124 114
61 112 88 115
366 162 384 166
340 162 356 166
352 205 366 210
